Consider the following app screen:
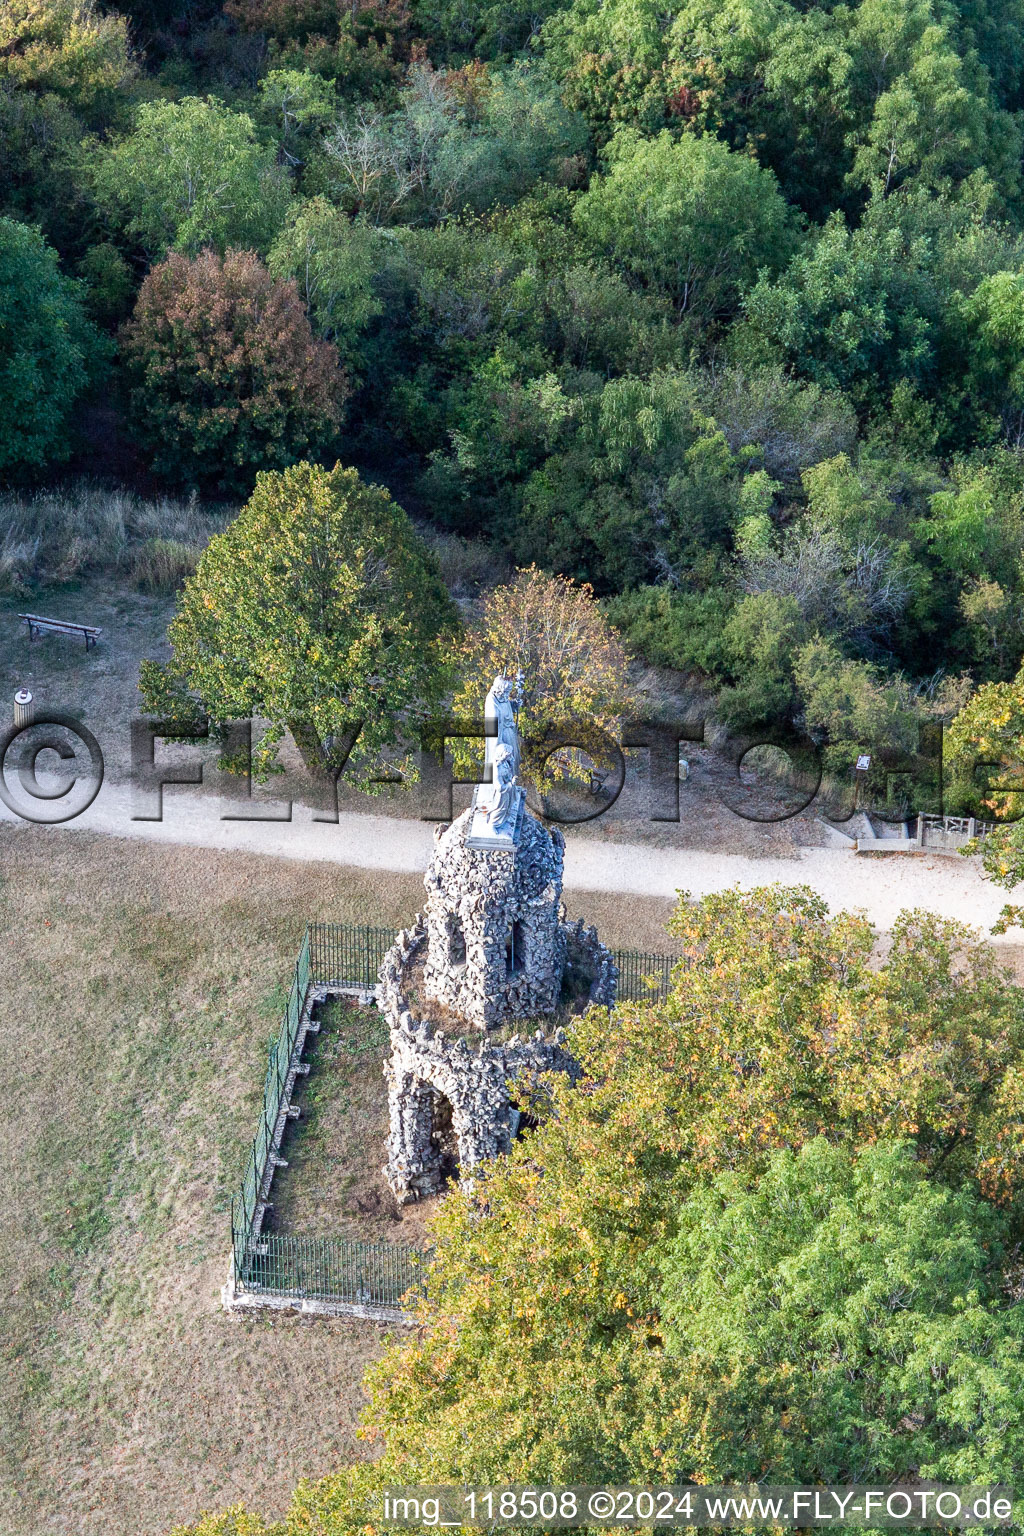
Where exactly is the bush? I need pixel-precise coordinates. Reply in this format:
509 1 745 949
605 584 734 675
121 248 347 494
0 216 102 476
77 241 134 327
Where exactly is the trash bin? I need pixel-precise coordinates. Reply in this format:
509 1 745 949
13 688 33 727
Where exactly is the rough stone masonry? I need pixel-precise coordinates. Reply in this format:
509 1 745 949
377 676 617 1204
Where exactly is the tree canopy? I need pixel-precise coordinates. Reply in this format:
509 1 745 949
121 248 346 493
574 129 794 320
140 461 459 787
0 215 101 474
95 96 291 258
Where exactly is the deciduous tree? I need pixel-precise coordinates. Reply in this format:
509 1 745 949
121 248 346 492
95 96 291 259
450 564 630 786
140 461 460 787
573 129 793 321
0 215 101 474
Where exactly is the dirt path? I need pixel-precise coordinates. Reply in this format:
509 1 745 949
1 779 1015 939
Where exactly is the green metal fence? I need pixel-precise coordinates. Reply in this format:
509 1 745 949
306 922 679 1003
612 949 677 1001
233 1230 422 1308
231 922 679 1312
308 922 394 990
233 928 311 1243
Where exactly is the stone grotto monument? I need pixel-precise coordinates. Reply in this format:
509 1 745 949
378 674 618 1203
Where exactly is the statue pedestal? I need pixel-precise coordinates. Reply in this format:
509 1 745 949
465 785 526 850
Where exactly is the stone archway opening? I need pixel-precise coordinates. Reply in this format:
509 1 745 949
448 913 466 968
508 1096 539 1142
428 1088 460 1184
505 918 527 977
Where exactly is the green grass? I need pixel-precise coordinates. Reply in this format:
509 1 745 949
267 999 403 1244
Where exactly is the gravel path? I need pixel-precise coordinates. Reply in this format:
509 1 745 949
2 779 1014 940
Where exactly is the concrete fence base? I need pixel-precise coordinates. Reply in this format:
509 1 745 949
221 1265 416 1326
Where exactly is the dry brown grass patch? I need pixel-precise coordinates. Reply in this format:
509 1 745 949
0 826 671 1536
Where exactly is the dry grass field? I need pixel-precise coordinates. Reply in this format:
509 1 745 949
0 824 675 1536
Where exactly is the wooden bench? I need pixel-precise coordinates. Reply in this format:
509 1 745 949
19 613 102 650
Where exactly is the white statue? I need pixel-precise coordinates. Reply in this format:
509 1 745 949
485 743 518 834
478 673 523 836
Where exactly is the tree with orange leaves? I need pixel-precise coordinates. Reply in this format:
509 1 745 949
121 248 346 493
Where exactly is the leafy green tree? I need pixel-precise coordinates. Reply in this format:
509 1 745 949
256 68 336 169
0 0 142 253
512 371 768 589
140 460 459 785
573 129 793 321
268 197 384 372
605 584 735 675
76 240 134 327
737 191 1024 439
842 0 1021 205
0 0 135 125
415 0 565 62
660 1138 1024 1483
121 248 345 493
545 259 676 375
0 216 101 475
961 270 1024 441
960 576 1024 675
922 455 1024 583
0 84 94 253
715 592 807 729
739 208 943 414
94 96 291 259
793 634 929 781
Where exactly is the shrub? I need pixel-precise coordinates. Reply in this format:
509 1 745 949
77 241 134 327
121 249 347 494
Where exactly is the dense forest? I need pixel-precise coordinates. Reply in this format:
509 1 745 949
8 0 1024 784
